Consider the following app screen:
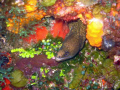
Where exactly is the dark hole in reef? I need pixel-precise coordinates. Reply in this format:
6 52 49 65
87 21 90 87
0 55 9 66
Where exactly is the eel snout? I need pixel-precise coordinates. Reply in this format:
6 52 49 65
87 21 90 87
55 49 72 62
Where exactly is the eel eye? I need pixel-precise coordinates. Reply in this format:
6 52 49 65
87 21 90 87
64 52 69 57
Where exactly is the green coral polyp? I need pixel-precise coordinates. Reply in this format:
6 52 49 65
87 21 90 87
40 0 57 7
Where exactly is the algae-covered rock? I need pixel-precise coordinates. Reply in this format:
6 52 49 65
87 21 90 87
40 0 57 7
114 80 120 90
92 4 111 19
103 59 114 68
64 0 75 6
102 59 120 83
80 0 98 6
10 69 28 87
69 65 83 89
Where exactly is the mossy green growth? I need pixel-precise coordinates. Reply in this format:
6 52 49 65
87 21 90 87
41 39 62 59
69 65 83 89
11 48 41 58
40 0 57 7
64 0 75 6
69 64 96 89
11 37 62 59
92 4 111 19
10 69 28 87
114 80 120 90
68 42 112 89
101 59 120 83
28 67 65 89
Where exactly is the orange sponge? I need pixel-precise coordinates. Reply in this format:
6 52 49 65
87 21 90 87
86 18 104 47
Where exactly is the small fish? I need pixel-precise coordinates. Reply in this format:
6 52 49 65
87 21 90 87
55 19 87 61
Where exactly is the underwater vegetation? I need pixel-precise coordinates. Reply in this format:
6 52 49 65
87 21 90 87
67 42 120 89
0 53 13 90
11 37 62 59
13 42 116 89
92 4 111 19
40 0 57 7
10 69 28 87
63 0 75 6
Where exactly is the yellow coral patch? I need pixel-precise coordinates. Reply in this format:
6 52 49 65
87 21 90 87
88 18 103 30
86 18 104 47
86 34 102 47
25 0 37 12
87 30 103 37
27 0 37 5
25 5 37 12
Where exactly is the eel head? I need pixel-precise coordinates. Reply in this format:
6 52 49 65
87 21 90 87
55 49 72 62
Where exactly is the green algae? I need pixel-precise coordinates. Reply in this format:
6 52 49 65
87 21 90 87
101 59 120 83
40 0 57 7
92 4 111 19
63 0 75 6
114 80 120 90
10 69 28 87
11 36 62 59
69 65 83 89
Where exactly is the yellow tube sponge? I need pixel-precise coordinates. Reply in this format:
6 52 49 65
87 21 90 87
86 18 104 47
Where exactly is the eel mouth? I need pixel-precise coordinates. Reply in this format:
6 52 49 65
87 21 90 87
55 56 72 62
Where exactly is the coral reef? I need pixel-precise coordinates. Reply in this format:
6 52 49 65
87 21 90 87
68 42 119 89
22 19 69 43
50 19 69 39
0 0 120 89
25 0 37 12
47 0 88 21
101 1 120 59
0 78 11 90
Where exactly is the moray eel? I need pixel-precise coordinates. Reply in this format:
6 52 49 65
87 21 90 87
55 19 87 61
